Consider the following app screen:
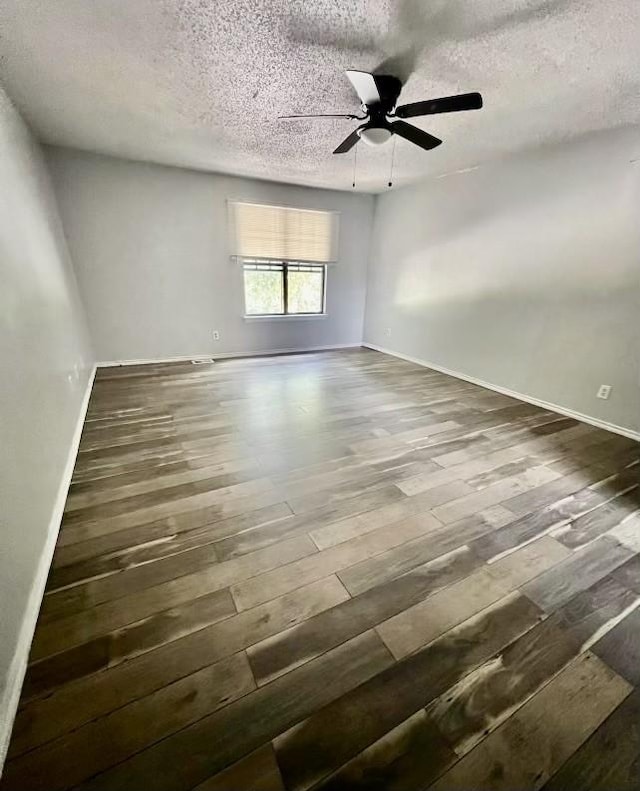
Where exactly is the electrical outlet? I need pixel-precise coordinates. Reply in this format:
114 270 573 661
597 384 612 400
213 330 220 341
384 327 391 337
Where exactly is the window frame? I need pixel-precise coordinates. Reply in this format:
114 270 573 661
241 259 327 318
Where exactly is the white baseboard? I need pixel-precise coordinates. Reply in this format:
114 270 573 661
363 342 640 442
0 364 97 773
97 343 362 367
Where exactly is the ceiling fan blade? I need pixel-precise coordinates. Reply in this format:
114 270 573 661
391 120 442 151
333 128 361 155
345 70 381 106
395 92 483 118
279 113 360 119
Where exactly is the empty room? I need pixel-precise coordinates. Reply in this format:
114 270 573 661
1 1 640 789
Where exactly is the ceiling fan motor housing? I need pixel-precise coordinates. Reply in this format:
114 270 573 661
359 102 394 145
368 74 403 113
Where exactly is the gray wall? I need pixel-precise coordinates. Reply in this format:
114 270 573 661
47 147 375 363
0 90 94 762
364 128 640 436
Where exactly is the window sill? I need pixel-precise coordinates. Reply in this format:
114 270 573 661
244 314 327 321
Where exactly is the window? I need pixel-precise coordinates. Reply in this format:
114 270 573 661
228 201 338 318
243 260 325 316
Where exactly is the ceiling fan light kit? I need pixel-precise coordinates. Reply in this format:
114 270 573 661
358 127 392 146
279 69 483 164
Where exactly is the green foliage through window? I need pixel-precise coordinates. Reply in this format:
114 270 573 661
244 268 284 315
243 261 325 316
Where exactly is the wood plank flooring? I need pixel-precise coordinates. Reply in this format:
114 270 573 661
2 348 639 790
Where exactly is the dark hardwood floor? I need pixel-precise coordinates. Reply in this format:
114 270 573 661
2 348 639 790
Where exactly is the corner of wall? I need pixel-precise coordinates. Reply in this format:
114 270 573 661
0 92 97 771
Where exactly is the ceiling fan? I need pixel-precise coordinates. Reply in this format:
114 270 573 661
279 70 483 154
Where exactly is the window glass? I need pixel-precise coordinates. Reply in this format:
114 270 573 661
242 261 325 316
244 266 284 315
287 267 324 314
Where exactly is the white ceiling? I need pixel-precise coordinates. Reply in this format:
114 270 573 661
1 0 638 192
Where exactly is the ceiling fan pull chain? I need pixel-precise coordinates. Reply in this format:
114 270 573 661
352 144 358 189
388 136 397 187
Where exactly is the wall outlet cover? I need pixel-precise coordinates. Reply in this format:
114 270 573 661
597 384 612 400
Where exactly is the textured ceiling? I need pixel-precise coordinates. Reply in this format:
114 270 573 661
0 0 639 192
